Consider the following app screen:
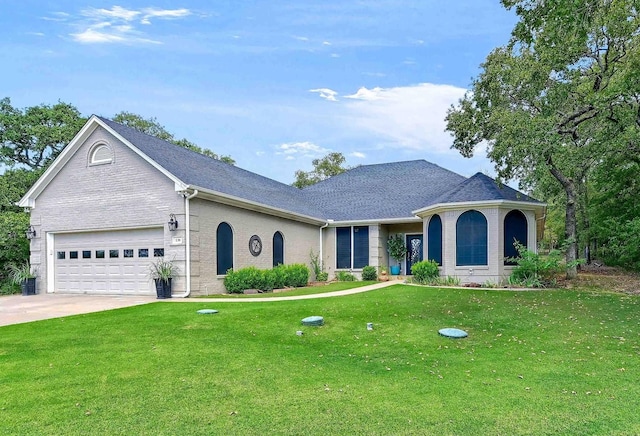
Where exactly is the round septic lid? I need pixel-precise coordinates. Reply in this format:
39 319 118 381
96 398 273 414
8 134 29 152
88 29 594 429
197 309 219 314
439 328 468 338
301 316 324 326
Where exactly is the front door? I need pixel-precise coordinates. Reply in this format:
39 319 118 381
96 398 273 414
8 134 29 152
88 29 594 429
406 234 423 275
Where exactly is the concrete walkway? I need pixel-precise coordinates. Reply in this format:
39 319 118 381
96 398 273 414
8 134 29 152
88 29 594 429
0 281 401 327
0 293 155 327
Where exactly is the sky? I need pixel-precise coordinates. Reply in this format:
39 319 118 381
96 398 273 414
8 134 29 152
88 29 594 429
1 1 518 184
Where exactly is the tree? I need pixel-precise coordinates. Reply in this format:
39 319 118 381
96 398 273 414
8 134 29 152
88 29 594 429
292 152 348 188
113 112 235 165
0 97 87 170
445 0 640 278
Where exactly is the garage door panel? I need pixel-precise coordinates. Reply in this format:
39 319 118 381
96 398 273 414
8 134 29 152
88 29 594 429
55 228 163 295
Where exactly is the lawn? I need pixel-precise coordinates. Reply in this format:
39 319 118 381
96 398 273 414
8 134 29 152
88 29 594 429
1 285 639 435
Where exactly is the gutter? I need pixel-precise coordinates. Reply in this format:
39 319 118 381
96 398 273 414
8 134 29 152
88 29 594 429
176 189 198 298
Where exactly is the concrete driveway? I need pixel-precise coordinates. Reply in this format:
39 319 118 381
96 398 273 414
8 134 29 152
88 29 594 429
0 293 156 327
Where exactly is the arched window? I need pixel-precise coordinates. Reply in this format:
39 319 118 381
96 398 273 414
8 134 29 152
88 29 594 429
216 222 233 275
427 214 442 265
456 210 487 266
504 210 528 265
273 231 284 266
89 143 113 165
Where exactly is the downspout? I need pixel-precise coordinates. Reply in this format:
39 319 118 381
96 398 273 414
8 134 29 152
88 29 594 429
319 221 330 273
176 189 198 298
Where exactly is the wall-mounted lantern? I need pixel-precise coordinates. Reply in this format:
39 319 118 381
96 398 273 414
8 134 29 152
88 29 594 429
25 226 37 240
168 214 178 232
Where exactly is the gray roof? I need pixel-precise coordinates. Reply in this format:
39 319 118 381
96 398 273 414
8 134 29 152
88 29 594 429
428 172 544 206
99 116 542 222
99 116 328 219
302 160 467 220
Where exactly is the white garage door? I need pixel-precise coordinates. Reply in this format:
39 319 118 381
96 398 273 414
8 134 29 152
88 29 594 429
54 228 164 295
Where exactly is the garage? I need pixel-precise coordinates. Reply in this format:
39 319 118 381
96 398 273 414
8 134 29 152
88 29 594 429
54 228 165 295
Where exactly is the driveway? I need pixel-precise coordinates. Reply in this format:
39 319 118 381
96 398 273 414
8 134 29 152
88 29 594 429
0 293 156 327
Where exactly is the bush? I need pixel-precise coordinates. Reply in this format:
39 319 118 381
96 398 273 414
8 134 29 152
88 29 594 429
508 243 563 288
316 272 329 282
336 271 357 282
285 264 310 287
361 266 377 281
224 264 310 293
411 260 440 284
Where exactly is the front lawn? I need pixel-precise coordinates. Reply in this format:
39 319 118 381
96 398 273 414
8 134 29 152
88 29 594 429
1 285 639 435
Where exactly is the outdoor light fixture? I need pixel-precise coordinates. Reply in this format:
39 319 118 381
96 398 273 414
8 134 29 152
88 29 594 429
25 226 36 240
168 214 178 231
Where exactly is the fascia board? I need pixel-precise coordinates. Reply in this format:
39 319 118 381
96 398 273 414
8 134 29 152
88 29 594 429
185 185 327 226
412 200 547 217
325 217 422 226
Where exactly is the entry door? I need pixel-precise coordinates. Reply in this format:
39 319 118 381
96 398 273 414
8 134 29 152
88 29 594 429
406 234 423 275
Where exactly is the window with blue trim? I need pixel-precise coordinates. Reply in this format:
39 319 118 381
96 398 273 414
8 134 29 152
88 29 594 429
456 210 487 266
336 226 369 269
216 222 233 275
504 210 528 265
428 214 442 265
273 231 284 266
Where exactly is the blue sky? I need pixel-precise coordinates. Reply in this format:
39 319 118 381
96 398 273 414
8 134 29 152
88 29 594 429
2 1 517 184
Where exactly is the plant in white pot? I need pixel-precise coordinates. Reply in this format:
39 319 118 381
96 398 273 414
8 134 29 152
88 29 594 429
148 257 178 299
8 261 37 295
387 234 407 275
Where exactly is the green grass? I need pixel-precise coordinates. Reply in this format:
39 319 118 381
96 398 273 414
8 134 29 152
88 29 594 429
1 285 639 435
201 280 377 298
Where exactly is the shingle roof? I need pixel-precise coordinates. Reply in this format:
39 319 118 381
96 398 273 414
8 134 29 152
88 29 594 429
302 160 467 220
98 116 542 222
428 172 544 205
98 116 328 219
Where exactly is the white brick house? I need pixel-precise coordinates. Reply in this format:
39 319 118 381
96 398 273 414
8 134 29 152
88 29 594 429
19 116 545 296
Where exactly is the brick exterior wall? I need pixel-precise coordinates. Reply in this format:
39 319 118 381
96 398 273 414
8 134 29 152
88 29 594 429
189 199 321 295
29 126 186 294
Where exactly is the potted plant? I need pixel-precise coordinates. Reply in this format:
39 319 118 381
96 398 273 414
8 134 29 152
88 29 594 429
387 234 406 275
8 261 37 296
148 257 178 299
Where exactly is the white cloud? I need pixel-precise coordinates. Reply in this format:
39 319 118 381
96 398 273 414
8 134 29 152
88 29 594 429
350 151 366 158
340 83 467 153
276 141 329 158
309 88 338 102
61 6 192 45
322 41 331 46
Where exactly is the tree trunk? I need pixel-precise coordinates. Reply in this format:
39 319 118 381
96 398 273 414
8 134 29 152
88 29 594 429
547 156 578 279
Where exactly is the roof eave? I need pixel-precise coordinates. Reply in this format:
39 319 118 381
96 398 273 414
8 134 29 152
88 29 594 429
412 199 547 217
326 216 422 226
183 185 327 226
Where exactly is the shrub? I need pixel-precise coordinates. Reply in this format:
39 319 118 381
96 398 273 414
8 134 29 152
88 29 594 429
285 264 310 287
411 260 440 284
361 265 377 281
316 272 329 282
336 271 357 282
224 264 310 293
507 243 563 288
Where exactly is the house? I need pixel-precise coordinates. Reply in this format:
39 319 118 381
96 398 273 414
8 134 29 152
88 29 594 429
18 116 545 296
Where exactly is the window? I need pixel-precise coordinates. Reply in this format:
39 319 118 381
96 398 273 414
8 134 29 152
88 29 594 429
216 222 233 275
57 251 65 260
153 248 164 257
504 210 528 265
96 250 105 259
336 226 369 269
89 143 113 165
109 250 119 258
138 249 149 258
427 214 442 266
273 231 284 266
456 210 487 266
70 251 78 259
82 250 91 259
123 249 134 258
